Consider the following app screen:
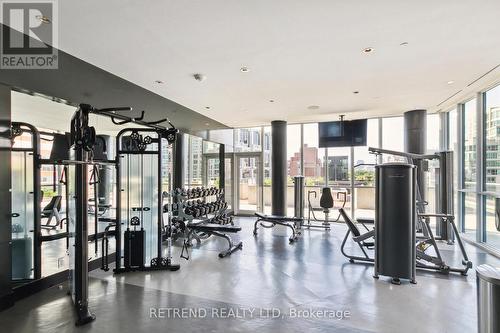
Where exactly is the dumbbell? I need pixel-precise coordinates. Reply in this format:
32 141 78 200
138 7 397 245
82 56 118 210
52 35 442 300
209 203 217 213
196 204 206 217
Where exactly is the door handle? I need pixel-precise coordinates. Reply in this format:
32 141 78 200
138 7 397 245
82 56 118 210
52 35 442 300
11 213 20 218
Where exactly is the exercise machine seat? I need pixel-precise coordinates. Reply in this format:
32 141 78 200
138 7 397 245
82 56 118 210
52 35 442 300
320 187 334 209
339 208 361 237
42 195 62 214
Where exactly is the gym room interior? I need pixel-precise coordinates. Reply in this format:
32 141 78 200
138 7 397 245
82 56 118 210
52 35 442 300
1 1 500 332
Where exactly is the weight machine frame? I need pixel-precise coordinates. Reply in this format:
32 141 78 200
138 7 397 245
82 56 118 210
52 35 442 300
113 127 180 273
368 147 472 276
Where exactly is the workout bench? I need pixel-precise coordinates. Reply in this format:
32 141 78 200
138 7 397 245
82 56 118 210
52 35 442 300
186 223 243 258
253 212 303 242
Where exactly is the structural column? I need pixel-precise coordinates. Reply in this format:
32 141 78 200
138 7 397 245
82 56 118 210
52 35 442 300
271 121 287 216
404 109 427 207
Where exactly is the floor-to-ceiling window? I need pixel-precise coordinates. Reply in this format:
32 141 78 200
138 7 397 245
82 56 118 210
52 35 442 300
426 113 441 220
303 123 326 220
462 99 477 238
448 108 458 216
234 127 262 214
353 118 379 219
263 126 272 213
484 85 500 248
287 124 302 215
382 117 405 162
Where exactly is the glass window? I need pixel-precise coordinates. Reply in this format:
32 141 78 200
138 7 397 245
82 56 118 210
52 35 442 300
464 192 476 238
234 128 262 152
353 118 379 219
382 117 405 162
463 99 477 190
208 129 234 153
448 109 458 215
427 113 440 153
263 127 272 214
485 196 500 248
203 141 220 154
224 157 233 209
303 123 326 219
426 113 441 217
327 146 352 215
484 85 500 193
287 124 301 215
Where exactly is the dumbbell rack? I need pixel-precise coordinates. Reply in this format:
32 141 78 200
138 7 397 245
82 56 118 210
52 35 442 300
170 186 242 258
174 187 232 235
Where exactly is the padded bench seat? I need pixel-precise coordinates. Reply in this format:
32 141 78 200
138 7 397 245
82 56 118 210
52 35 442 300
254 213 302 242
188 223 241 233
185 222 242 258
357 217 374 224
254 212 302 222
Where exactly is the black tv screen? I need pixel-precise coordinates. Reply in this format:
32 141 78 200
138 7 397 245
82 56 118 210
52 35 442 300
318 119 367 148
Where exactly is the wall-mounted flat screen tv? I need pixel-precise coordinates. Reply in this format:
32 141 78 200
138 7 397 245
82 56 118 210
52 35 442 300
318 119 367 148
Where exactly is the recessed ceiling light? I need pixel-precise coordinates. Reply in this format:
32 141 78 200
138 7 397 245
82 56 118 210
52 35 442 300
307 105 320 110
240 66 250 73
269 99 275 103
353 91 360 94
193 73 206 81
205 123 210 126
154 80 164 84
362 47 374 53
447 80 455 85
400 42 409 46
36 15 51 24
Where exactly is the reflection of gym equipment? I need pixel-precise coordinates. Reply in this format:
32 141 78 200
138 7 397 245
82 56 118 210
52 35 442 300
10 122 41 281
305 188 347 230
339 208 374 263
40 195 62 229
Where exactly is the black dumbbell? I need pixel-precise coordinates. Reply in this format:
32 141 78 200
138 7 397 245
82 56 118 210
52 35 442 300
211 202 217 212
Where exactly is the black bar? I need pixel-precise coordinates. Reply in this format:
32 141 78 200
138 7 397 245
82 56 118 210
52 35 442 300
96 110 166 130
271 120 287 216
219 144 225 197
74 147 94 324
156 137 162 259
115 140 122 270
173 132 184 190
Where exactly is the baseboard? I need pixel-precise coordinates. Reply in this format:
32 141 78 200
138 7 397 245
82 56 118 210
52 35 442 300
0 292 14 311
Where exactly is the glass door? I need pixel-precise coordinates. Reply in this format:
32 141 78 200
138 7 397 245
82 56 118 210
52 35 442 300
236 155 261 214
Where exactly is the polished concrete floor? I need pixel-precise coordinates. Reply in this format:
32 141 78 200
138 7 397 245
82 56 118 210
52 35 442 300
2 217 500 333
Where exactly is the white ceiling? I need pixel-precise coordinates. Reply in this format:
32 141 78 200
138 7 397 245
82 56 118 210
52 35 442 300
56 0 500 127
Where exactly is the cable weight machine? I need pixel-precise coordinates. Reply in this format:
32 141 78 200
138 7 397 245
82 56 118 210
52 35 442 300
68 103 179 325
113 127 180 273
